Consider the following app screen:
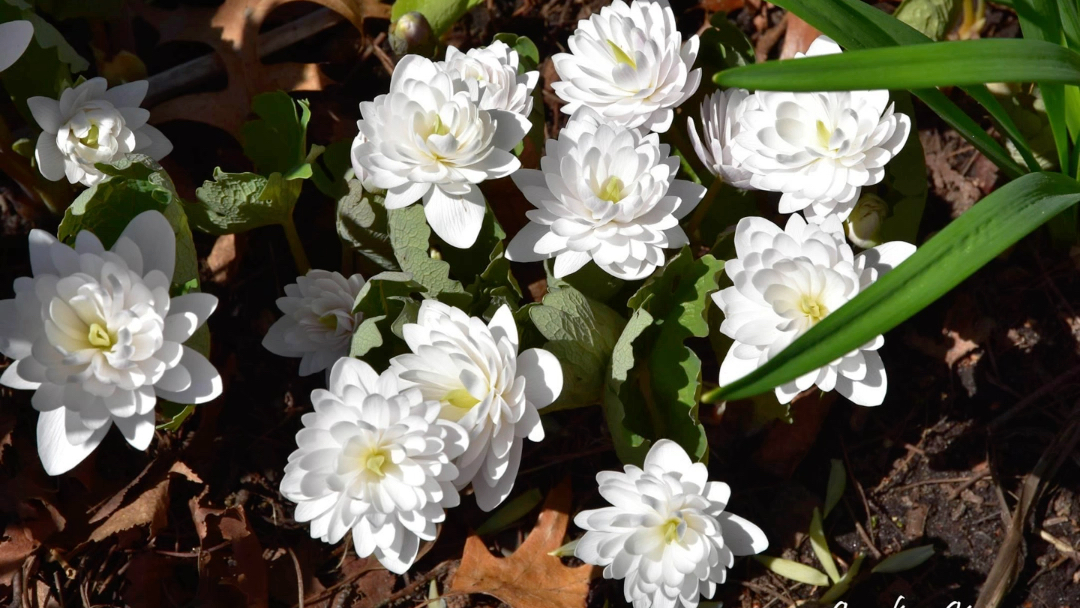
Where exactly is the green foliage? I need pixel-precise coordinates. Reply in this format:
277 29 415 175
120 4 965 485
390 0 484 38
879 92 928 245
824 459 846 518
716 172 1080 401
312 139 354 201
754 556 830 587
491 33 539 72
337 181 397 271
716 39 1080 92
871 545 935 573
809 508 841 583
387 205 470 306
698 11 754 72
602 248 722 465
349 272 427 370
0 0 88 121
242 91 313 178
892 0 960 40
529 286 626 412
475 488 543 535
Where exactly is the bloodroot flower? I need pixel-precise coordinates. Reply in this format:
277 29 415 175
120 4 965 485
29 78 173 187
687 87 754 189
0 20 33 72
389 302 562 511
712 214 915 406
280 357 468 574
574 440 768 608
552 0 700 133
0 211 222 475
439 40 539 118
350 55 530 248
262 270 366 377
506 108 705 280
730 36 910 223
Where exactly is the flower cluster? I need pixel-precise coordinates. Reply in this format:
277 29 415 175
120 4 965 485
0 211 222 475
273 299 562 571
350 46 537 249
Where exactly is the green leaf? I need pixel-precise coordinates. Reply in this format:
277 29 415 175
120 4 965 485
716 172 1080 401
437 206 506 289
824 459 846 518
872 545 935 573
893 0 960 40
188 168 303 235
546 260 626 305
754 556 830 587
809 508 841 583
387 205 470 306
156 402 194 431
819 553 865 604
879 92 928 245
1013 0 1071 174
758 0 1026 178
603 308 656 464
0 2 87 124
475 488 543 536
491 34 539 73
530 287 627 412
390 0 484 37
716 39 1080 91
698 11 755 72
336 180 397 271
312 139 355 200
349 272 427 369
241 91 312 177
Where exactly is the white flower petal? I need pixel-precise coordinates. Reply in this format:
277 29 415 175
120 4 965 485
0 20 32 72
517 347 562 409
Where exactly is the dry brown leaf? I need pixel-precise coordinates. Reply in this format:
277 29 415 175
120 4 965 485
0 500 63 586
190 492 271 608
139 0 389 138
207 234 244 285
89 479 170 542
779 15 821 59
753 390 837 478
451 479 596 608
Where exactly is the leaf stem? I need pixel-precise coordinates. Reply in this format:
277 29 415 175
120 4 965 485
282 217 311 274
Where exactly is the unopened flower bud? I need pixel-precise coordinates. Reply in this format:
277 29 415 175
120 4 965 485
844 193 888 249
389 12 435 57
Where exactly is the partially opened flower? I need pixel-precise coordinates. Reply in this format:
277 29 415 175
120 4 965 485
574 439 768 608
712 214 915 405
351 55 530 248
506 108 705 280
552 0 700 133
687 87 754 189
280 357 468 573
439 40 539 118
262 270 366 377
730 36 910 223
0 211 222 475
0 20 33 72
29 77 173 187
389 301 562 511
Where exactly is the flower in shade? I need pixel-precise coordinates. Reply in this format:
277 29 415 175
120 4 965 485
506 108 705 280
730 36 910 223
843 193 888 249
350 54 530 248
28 77 173 187
280 357 468 573
0 20 33 72
0 211 222 475
551 0 700 133
712 214 915 406
262 270 366 377
574 439 768 608
389 301 562 511
687 87 754 189
439 40 539 118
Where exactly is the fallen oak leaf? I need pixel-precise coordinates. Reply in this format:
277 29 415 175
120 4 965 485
88 461 203 543
450 478 596 608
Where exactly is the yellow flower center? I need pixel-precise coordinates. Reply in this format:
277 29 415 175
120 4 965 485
607 41 637 68
361 448 389 477
318 313 339 330
431 114 451 137
445 387 481 410
816 120 834 150
798 294 828 325
661 517 685 544
80 123 101 149
598 176 625 203
87 322 113 349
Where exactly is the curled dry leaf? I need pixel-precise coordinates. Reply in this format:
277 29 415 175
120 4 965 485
451 478 596 608
138 0 390 138
190 491 271 608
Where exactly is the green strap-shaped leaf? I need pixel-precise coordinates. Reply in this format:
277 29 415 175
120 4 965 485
749 0 1028 178
716 39 1080 91
716 172 1080 401
1014 0 1071 175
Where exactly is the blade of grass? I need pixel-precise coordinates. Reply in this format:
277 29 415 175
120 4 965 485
715 172 1080 401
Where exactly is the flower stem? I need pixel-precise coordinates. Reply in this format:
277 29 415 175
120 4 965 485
688 177 724 250
282 217 311 274
700 385 724 404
